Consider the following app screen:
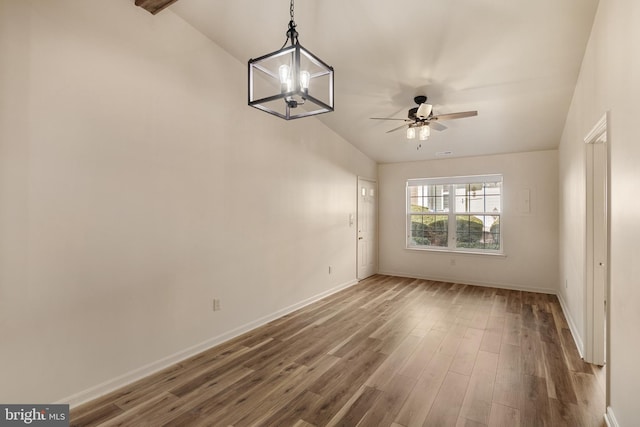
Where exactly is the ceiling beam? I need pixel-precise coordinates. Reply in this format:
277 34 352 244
135 0 179 15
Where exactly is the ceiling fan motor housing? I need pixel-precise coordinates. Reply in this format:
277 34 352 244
414 95 427 104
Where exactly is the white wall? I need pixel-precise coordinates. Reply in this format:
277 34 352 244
0 0 376 404
378 150 559 293
558 0 640 425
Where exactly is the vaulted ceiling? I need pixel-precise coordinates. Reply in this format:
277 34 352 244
145 0 600 164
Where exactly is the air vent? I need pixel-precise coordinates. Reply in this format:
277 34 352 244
435 151 453 157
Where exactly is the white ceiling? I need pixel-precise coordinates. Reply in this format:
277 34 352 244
171 0 599 164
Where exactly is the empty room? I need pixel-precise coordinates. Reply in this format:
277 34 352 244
1 0 638 426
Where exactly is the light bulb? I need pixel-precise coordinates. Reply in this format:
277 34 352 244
300 70 310 91
419 125 430 140
279 64 291 93
406 127 416 139
278 64 290 84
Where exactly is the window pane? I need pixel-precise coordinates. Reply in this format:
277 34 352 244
409 184 449 213
410 196 427 213
455 214 500 250
455 215 484 248
455 196 467 212
425 215 448 247
409 214 448 247
488 215 500 249
426 185 447 212
485 195 501 213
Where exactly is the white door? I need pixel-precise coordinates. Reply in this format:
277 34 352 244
585 114 608 366
357 178 377 280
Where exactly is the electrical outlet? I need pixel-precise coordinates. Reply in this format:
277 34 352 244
450 258 456 266
212 298 221 311
328 266 332 274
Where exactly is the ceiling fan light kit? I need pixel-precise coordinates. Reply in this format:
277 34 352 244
406 124 430 140
248 0 334 120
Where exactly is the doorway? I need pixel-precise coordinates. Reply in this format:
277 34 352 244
357 178 377 280
584 113 609 366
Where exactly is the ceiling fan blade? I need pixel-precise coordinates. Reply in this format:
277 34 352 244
370 117 411 121
386 123 410 134
431 111 478 121
429 122 447 131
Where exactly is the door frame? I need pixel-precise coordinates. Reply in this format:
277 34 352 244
357 177 378 280
583 112 609 366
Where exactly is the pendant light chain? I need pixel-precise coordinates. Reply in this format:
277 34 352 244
280 0 298 49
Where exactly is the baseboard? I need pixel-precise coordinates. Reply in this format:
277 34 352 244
605 406 620 427
376 270 557 295
556 292 585 359
58 278 359 408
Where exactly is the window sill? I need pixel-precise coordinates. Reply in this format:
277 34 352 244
405 246 507 257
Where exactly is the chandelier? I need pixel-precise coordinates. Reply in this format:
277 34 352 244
248 0 334 120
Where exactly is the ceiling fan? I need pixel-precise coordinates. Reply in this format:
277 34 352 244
371 95 478 140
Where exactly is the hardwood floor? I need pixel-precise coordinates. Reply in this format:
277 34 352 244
70 275 606 426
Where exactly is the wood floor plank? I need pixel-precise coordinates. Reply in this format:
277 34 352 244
520 374 551 427
503 312 522 346
488 402 520 427
493 370 522 410
394 350 456 426
69 275 604 427
422 371 471 426
259 389 321 427
304 350 387 426
456 417 488 427
202 362 304 426
232 354 340 426
541 340 578 404
479 315 504 354
365 334 421 390
559 327 593 374
571 371 607 427
357 374 416 426
98 392 180 427
520 327 545 378
69 404 124 427
549 397 587 427
459 351 498 425
450 327 484 376
399 329 446 378
326 385 381 427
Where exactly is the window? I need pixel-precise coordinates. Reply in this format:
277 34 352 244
407 175 502 253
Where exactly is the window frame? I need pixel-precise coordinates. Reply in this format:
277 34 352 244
406 174 504 255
